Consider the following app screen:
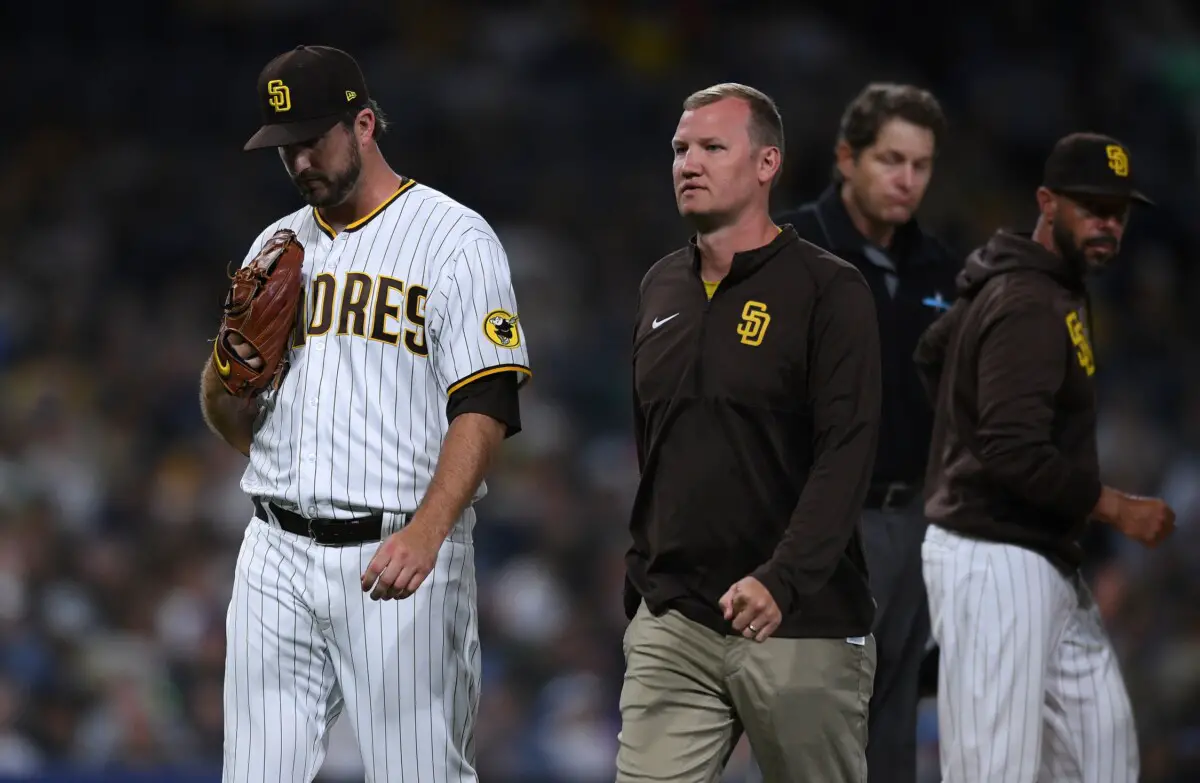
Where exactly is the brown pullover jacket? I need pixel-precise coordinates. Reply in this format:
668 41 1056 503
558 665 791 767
914 230 1102 572
625 226 882 638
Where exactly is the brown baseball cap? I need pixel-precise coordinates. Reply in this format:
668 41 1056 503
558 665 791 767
1042 132 1154 206
244 45 370 151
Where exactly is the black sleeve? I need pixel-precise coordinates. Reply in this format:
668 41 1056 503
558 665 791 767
752 267 882 613
445 372 522 438
913 299 968 404
934 241 965 303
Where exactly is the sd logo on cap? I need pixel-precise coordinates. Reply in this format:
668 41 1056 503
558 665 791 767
244 45 370 151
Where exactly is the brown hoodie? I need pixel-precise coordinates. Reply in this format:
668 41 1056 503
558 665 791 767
914 230 1101 571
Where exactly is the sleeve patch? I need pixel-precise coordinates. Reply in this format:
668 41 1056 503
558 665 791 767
483 309 521 349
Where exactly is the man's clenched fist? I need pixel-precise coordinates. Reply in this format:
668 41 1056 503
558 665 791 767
1116 494 1175 547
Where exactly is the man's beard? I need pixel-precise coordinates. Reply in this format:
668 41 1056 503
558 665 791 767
295 146 362 208
1054 220 1118 275
1052 220 1091 275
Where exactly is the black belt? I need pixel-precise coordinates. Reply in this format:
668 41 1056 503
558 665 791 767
864 481 920 512
253 498 386 545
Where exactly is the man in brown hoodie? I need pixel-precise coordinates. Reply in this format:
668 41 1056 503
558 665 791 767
913 133 1175 782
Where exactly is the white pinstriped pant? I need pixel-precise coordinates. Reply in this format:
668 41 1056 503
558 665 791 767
221 513 480 783
922 525 1138 783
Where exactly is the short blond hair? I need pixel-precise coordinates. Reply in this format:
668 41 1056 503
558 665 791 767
683 83 786 165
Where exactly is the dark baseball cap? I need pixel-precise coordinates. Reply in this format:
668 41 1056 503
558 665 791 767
1042 132 1154 206
244 45 370 151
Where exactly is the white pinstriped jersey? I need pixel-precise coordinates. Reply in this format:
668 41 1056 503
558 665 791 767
237 179 531 522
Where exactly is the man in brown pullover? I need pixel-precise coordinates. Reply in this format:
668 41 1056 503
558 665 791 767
914 132 1175 782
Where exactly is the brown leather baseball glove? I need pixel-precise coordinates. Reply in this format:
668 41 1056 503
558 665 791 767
211 228 305 397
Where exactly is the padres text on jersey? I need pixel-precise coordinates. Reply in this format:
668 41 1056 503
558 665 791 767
238 180 532 524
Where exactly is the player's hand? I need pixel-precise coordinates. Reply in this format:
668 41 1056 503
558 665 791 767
227 333 264 371
1115 494 1176 547
719 577 781 643
361 523 441 601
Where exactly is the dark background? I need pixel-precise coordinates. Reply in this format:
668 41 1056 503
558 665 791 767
0 1 1198 781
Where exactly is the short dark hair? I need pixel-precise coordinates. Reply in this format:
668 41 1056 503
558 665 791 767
683 83 785 183
835 83 946 174
340 97 389 140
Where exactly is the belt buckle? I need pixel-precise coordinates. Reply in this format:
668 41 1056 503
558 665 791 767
307 517 332 545
882 482 908 512
307 517 364 546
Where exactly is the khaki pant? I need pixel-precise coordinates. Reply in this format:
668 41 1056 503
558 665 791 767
616 601 876 783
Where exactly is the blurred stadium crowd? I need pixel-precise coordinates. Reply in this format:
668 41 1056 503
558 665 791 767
1 1 1198 781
